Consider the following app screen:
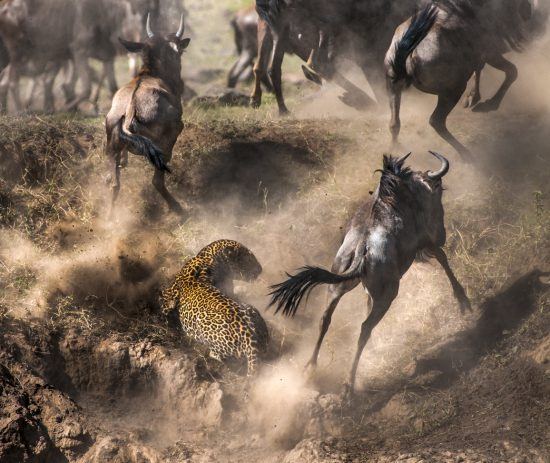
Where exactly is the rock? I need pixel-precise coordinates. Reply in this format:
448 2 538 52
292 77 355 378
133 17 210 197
528 335 550 369
190 87 250 109
81 436 161 463
283 438 349 463
0 363 54 462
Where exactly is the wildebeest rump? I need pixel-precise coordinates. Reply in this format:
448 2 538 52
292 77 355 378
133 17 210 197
385 0 548 160
270 151 470 394
105 14 190 216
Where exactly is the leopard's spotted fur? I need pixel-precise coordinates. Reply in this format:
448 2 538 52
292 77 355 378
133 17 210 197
161 239 268 375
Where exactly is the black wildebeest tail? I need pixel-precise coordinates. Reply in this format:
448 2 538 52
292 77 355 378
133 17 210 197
270 254 365 317
256 0 284 29
390 4 438 83
118 118 171 173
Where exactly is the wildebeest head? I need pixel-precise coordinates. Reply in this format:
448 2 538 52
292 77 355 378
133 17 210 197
375 151 449 247
118 13 190 77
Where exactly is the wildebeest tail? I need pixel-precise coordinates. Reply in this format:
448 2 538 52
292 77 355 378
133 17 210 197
390 4 438 83
256 0 284 29
117 118 171 173
269 258 364 317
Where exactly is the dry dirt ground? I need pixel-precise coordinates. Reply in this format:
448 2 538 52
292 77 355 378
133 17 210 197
0 95 549 462
1 1 550 462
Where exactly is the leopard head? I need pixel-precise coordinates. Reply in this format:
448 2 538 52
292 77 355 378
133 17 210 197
220 244 262 282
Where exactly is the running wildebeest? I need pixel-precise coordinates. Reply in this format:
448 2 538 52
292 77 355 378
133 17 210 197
105 14 190 215
270 151 470 395
385 0 548 160
252 0 376 114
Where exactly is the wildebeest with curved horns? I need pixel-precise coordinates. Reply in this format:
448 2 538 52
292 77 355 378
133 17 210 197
385 0 547 161
270 151 470 394
105 14 190 216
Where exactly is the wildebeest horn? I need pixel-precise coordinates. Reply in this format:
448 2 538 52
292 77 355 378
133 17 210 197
146 13 154 38
397 152 412 165
427 151 449 179
175 14 185 38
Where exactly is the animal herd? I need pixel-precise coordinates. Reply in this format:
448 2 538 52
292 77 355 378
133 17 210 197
1 0 548 393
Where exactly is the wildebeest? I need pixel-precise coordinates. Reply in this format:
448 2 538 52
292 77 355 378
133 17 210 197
227 6 273 89
0 0 155 113
0 0 75 113
270 151 470 394
385 0 548 160
105 14 190 215
252 0 376 114
250 0 438 114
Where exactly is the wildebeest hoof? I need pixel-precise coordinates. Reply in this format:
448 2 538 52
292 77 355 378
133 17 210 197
278 107 290 117
463 92 481 108
341 383 355 406
458 296 472 313
301 65 323 86
171 203 189 219
250 97 261 109
304 360 318 380
472 99 499 113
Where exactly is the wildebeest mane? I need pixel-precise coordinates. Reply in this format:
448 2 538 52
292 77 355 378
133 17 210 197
374 154 413 210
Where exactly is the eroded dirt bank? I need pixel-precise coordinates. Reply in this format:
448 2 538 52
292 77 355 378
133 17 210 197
0 111 549 462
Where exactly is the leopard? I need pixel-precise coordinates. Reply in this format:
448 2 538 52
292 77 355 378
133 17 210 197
161 239 269 375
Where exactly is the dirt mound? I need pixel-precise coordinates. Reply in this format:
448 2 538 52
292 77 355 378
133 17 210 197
0 113 548 462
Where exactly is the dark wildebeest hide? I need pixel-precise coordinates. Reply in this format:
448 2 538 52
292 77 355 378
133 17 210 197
270 151 470 395
385 0 548 160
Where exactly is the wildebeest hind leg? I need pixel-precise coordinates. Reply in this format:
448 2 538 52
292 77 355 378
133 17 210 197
347 282 398 395
306 278 360 371
430 88 473 162
464 65 483 108
152 169 185 216
431 247 471 313
473 55 517 113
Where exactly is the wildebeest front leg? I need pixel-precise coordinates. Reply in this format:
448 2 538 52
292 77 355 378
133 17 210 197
431 247 471 313
464 65 483 108
228 49 254 88
43 65 62 114
473 55 517 113
430 87 474 162
347 281 398 395
269 29 289 115
250 19 271 108
65 52 92 111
